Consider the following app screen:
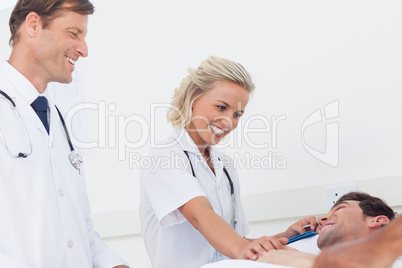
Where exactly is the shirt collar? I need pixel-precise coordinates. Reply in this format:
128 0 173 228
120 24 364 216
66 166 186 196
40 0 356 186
1 60 46 104
172 128 228 171
172 128 215 156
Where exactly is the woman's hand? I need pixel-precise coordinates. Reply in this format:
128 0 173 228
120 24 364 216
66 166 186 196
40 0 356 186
240 236 288 260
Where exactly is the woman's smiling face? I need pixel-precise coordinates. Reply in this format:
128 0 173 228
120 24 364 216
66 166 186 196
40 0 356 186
185 80 250 148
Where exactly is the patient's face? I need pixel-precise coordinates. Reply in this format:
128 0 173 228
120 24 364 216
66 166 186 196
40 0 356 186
317 200 371 249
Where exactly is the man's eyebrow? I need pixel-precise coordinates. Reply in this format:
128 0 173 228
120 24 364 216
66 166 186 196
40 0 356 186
332 201 351 209
66 27 84 34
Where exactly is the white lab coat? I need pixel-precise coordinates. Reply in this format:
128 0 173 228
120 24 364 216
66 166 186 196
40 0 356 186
0 61 127 268
140 128 250 268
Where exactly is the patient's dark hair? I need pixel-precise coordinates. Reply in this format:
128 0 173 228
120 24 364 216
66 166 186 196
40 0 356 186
333 191 395 221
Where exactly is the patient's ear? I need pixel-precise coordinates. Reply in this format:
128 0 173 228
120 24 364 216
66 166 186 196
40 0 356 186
367 215 390 229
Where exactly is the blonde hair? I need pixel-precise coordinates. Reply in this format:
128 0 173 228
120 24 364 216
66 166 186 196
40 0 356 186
167 56 255 128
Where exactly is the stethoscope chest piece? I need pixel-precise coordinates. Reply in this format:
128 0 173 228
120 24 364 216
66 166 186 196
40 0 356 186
69 150 83 174
55 105 84 174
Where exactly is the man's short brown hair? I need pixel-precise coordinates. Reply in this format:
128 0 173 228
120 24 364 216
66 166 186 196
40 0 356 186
333 191 395 221
9 0 94 46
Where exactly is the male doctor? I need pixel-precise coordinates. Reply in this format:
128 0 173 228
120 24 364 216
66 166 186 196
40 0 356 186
0 0 128 267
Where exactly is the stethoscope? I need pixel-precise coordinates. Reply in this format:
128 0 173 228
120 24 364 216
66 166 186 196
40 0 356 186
0 89 83 174
184 150 237 229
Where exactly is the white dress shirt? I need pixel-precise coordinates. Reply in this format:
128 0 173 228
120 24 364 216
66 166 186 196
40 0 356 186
140 128 250 268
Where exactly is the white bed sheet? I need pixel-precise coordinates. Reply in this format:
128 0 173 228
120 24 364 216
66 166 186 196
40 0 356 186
201 236 319 268
201 236 402 268
200 259 293 268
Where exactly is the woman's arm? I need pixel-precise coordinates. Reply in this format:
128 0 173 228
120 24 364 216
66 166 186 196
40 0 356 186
179 196 287 260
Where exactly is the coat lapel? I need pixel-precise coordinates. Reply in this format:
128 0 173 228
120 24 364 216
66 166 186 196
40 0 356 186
4 87 49 135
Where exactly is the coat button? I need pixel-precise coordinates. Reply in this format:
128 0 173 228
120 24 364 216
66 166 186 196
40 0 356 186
67 240 74 248
58 189 64 197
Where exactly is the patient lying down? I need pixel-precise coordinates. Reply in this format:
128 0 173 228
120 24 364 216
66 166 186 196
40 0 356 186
202 191 399 268
257 192 397 268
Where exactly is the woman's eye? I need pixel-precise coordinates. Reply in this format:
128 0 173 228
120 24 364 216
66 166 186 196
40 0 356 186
69 32 78 38
217 106 226 111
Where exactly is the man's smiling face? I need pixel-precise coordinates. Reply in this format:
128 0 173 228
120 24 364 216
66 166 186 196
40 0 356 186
317 200 372 249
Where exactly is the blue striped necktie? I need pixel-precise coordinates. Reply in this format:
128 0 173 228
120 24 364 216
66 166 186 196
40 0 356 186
31 96 49 134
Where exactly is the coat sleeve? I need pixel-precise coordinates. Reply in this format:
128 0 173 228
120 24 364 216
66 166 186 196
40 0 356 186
0 251 31 268
79 167 129 268
141 148 207 227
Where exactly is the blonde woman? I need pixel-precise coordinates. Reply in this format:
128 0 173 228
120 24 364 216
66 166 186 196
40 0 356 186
140 56 316 268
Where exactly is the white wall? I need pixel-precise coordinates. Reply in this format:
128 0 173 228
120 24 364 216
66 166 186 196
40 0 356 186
1 1 402 267
81 0 402 215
